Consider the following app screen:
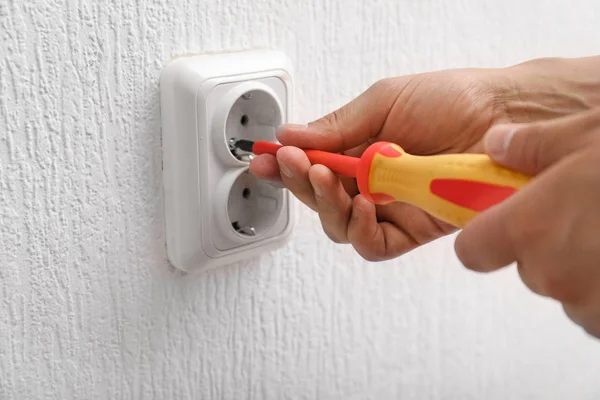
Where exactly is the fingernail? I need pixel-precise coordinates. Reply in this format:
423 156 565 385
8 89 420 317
351 201 362 219
276 123 310 139
279 159 293 178
484 125 517 160
283 123 309 129
312 181 324 198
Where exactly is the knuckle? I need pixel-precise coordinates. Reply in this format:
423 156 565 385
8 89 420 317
318 110 343 131
564 304 600 339
533 263 580 303
369 77 396 92
510 220 584 304
311 110 347 148
321 224 348 244
366 77 408 104
358 250 381 263
537 271 569 301
563 304 584 326
455 251 479 272
353 242 392 262
350 241 382 262
516 262 545 296
582 323 600 339
580 316 600 339
326 233 347 244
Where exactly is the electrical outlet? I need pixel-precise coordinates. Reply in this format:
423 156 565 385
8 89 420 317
160 49 295 272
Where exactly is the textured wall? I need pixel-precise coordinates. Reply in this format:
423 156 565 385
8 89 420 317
2 0 600 398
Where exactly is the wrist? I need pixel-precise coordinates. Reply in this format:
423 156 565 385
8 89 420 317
499 56 600 123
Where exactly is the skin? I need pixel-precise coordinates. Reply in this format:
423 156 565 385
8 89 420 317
458 109 600 338
249 56 600 337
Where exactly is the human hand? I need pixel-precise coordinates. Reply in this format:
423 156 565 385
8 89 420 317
456 108 600 338
250 58 599 261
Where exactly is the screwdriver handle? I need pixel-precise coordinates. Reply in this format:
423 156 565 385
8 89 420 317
356 142 531 228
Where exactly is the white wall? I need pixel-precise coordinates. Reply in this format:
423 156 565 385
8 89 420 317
2 0 600 398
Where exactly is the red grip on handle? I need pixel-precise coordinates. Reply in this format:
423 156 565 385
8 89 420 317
430 179 517 212
356 142 403 204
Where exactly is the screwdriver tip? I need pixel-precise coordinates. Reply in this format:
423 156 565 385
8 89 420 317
234 139 255 153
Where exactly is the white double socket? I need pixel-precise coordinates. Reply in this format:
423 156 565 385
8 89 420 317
160 49 295 272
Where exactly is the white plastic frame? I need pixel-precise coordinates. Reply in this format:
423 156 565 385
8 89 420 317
160 49 295 272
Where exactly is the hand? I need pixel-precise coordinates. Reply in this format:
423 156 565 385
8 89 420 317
250 57 599 261
456 108 600 338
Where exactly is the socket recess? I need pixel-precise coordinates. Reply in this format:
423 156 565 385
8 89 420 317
160 49 295 272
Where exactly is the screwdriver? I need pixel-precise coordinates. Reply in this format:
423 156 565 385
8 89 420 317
234 139 531 228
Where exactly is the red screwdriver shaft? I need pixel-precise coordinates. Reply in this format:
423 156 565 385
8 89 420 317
249 140 359 178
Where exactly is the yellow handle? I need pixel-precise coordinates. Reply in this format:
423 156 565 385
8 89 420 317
365 144 531 227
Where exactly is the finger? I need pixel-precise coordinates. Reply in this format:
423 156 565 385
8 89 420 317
459 151 600 295
276 146 317 211
347 195 419 262
454 190 521 273
276 78 404 152
249 154 282 181
515 262 546 297
338 142 368 197
340 176 359 197
454 147 564 273
376 202 456 246
483 108 600 175
308 164 353 243
460 110 600 271
249 152 360 196
563 303 600 339
250 145 361 203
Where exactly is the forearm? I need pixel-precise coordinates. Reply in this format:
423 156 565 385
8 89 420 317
500 56 600 122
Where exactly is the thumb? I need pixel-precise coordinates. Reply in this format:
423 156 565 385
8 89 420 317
483 109 600 176
276 79 403 153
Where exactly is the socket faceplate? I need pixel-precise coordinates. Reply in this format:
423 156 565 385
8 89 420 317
160 49 294 272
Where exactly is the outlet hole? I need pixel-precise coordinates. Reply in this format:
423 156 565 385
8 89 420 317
240 114 249 126
231 220 256 236
226 171 282 238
